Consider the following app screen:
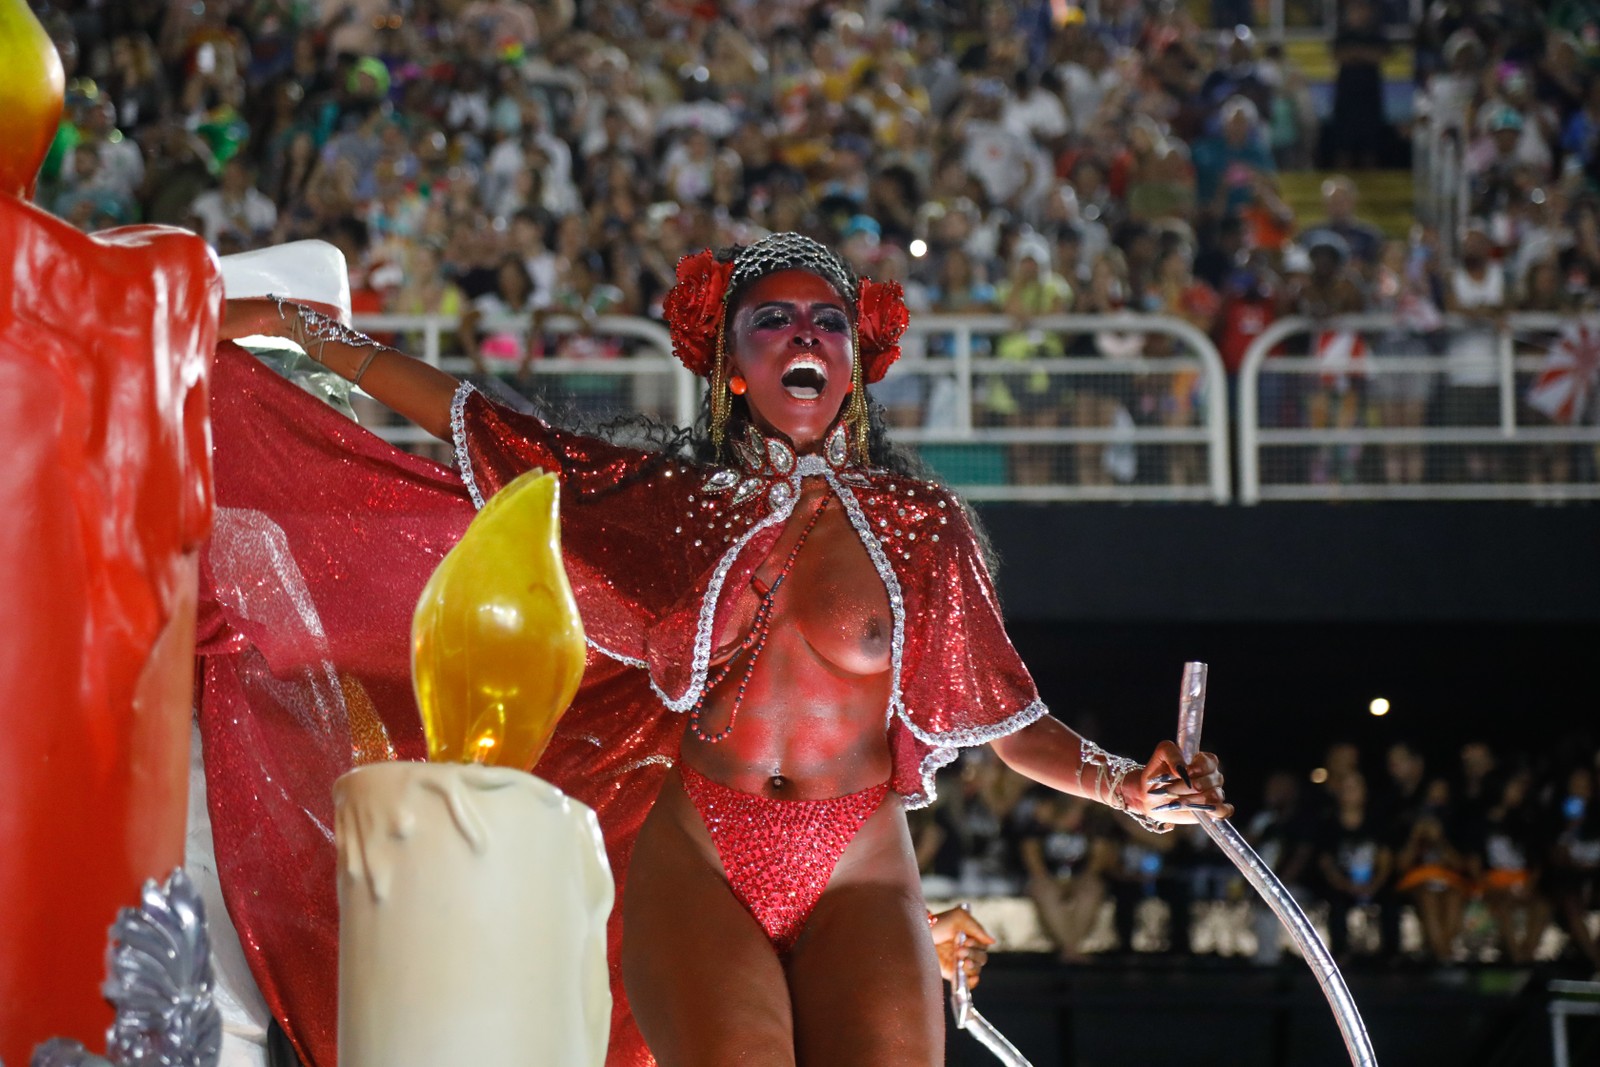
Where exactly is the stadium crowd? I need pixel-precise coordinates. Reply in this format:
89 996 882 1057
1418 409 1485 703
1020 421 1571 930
914 733 1600 975
26 0 1600 486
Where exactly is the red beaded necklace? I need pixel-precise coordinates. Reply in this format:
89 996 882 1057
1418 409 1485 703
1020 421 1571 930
689 493 830 744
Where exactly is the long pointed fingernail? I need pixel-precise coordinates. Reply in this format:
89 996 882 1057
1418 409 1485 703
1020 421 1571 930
1153 800 1184 812
1178 766 1193 789
1149 785 1170 796
1150 774 1179 787
1184 802 1216 811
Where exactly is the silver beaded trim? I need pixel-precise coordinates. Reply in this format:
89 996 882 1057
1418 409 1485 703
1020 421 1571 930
450 381 486 510
819 466 905 723
902 698 1050 810
651 478 799 713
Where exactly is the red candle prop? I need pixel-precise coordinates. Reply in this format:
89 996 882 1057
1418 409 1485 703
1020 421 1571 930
0 3 222 1059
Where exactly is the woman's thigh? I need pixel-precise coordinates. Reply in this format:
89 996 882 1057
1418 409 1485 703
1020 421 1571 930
622 775 796 1067
785 805 943 1067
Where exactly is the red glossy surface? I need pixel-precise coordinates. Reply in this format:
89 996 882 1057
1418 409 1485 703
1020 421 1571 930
0 195 220 1066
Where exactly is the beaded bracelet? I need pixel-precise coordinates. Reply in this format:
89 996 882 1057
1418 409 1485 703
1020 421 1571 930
269 294 386 384
1080 738 1172 834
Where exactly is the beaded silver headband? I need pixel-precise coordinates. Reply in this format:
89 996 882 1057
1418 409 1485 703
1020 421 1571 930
727 232 857 307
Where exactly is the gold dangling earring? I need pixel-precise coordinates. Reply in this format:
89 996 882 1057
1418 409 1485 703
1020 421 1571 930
710 327 731 453
847 322 869 461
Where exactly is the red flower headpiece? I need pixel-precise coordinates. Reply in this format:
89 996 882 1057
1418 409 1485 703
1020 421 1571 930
661 249 734 379
662 246 910 384
856 278 909 384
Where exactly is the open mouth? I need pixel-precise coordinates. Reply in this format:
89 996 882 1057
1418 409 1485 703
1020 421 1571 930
780 358 828 400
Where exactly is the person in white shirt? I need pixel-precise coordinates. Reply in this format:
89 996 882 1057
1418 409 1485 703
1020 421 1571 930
1442 224 1507 481
188 159 278 247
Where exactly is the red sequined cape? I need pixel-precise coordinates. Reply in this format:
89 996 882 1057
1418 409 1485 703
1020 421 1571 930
198 344 1046 1067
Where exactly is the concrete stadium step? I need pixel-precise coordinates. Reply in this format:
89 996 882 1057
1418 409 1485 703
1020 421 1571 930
1283 37 1413 83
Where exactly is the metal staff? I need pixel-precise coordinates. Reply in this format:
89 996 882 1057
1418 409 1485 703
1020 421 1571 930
951 931 1034 1067
1175 662 1379 1067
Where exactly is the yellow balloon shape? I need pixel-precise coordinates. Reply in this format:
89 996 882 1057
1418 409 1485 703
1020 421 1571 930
0 0 66 199
412 470 586 769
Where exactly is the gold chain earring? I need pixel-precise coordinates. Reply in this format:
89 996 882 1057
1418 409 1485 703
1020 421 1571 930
847 322 868 460
710 327 730 452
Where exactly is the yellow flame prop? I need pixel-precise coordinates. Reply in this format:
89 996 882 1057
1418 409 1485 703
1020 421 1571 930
0 0 66 199
412 470 585 769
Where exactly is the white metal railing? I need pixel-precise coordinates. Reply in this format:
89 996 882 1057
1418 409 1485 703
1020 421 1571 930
1238 312 1600 503
350 311 1233 504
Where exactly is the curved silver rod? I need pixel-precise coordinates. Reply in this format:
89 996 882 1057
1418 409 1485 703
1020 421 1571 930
1197 816 1378 1067
952 940 1035 1067
1176 661 1379 1067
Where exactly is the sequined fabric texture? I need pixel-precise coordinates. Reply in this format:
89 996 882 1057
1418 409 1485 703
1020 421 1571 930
201 356 1049 1067
680 766 888 954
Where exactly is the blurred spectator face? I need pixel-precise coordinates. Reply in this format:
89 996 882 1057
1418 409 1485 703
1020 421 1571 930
1309 245 1344 281
1221 98 1257 147
221 160 251 197
497 257 532 304
1263 770 1299 811
1157 247 1192 285
1386 743 1423 787
1460 230 1491 269
1326 742 1360 781
1337 771 1367 808
1323 179 1356 222
1460 742 1494 783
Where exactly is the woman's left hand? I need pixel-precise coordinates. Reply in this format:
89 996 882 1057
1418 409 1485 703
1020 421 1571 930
1129 740 1233 824
930 906 996 989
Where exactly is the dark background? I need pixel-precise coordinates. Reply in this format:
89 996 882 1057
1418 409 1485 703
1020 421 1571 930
977 503 1600 805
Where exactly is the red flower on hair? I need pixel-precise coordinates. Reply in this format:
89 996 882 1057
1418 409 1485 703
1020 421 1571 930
661 249 734 377
856 278 909 383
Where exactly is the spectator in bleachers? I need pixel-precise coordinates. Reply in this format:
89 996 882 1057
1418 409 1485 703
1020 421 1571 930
459 253 539 382
1148 241 1219 485
1548 766 1600 974
1393 778 1470 964
1285 232 1367 485
188 157 278 249
1018 795 1114 963
1325 0 1392 168
991 241 1075 484
1108 816 1188 955
1193 96 1275 226
1473 770 1550 967
1243 771 1315 966
1070 249 1141 487
1305 177 1386 275
1442 224 1507 482
916 755 1026 900
1370 238 1443 485
1316 771 1394 961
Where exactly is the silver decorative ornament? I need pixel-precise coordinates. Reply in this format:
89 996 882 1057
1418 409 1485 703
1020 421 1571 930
701 469 740 494
28 868 221 1067
765 437 795 476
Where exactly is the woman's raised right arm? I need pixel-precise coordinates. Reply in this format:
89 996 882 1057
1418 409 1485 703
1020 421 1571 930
222 297 461 440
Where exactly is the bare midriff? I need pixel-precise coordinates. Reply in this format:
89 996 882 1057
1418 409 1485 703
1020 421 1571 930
680 480 894 802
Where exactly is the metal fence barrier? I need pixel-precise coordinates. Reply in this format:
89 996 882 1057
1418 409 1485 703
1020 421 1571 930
1238 312 1600 503
349 311 1234 505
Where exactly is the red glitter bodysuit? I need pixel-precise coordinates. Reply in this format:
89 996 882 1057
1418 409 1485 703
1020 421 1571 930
197 346 1048 1067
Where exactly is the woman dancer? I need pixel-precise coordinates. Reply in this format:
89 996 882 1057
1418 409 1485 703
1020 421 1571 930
210 233 1229 1067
